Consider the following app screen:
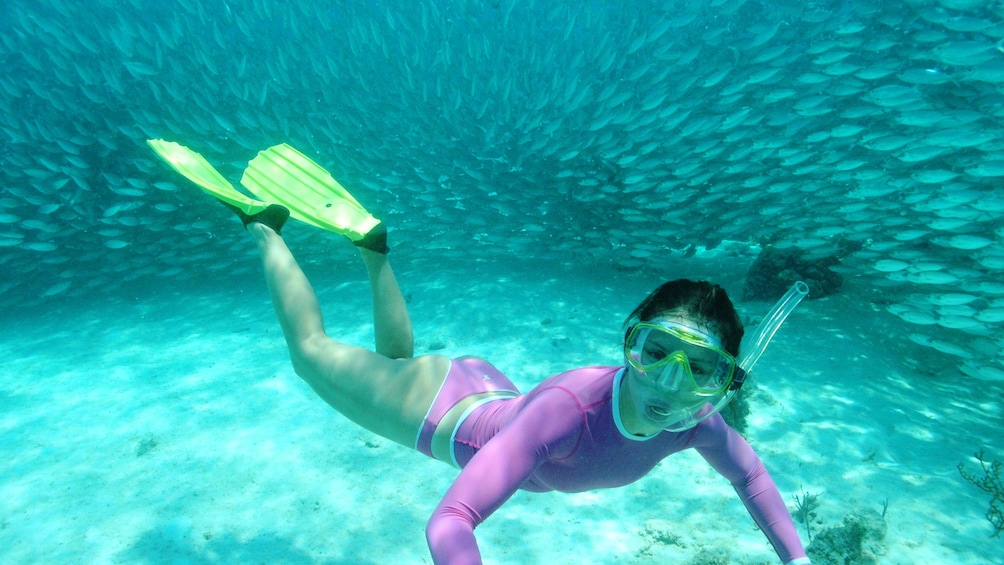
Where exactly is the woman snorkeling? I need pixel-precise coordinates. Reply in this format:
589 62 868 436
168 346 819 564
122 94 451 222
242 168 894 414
149 141 812 564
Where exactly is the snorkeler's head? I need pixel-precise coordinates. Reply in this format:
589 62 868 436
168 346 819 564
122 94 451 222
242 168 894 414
623 279 744 356
621 280 745 433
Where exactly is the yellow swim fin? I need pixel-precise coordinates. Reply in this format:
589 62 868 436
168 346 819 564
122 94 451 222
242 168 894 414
240 143 381 242
146 139 268 216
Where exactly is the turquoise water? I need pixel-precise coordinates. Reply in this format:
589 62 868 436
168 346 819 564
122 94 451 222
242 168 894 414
2 0 1003 562
4 253 1001 563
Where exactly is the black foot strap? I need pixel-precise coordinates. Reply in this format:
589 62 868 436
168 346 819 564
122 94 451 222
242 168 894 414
353 222 389 254
223 203 290 235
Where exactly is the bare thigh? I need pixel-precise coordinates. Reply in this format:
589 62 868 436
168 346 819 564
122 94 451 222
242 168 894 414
290 334 451 448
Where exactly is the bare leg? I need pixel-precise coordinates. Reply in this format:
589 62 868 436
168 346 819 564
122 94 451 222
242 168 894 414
248 223 449 447
249 223 326 350
361 249 414 359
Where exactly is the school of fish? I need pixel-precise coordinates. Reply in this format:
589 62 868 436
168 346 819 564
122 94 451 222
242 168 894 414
0 0 1002 382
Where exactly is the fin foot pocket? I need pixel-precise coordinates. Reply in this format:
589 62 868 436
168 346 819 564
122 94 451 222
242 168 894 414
353 222 389 254
224 203 290 234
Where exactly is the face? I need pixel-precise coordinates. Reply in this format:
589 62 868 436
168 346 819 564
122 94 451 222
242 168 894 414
621 317 735 433
622 364 712 433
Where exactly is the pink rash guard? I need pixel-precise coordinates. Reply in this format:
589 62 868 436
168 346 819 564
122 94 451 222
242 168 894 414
425 363 808 565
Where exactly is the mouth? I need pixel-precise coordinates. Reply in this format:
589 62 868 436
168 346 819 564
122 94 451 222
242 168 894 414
646 404 671 419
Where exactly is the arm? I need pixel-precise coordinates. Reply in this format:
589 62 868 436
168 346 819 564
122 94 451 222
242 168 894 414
693 415 810 564
425 389 583 565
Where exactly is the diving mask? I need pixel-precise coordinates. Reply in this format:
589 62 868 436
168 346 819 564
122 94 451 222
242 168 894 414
622 320 745 433
623 321 744 396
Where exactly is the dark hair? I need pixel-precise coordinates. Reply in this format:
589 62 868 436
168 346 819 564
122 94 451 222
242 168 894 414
624 279 744 356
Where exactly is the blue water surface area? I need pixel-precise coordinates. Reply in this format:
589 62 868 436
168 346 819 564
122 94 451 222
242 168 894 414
1 0 1003 563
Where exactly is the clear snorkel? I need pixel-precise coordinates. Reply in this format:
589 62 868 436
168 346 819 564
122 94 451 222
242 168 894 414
736 281 810 382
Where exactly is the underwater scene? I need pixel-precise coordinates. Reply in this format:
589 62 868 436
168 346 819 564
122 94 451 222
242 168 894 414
2 0 1003 563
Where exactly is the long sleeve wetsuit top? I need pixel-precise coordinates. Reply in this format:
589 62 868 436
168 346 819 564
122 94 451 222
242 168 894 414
425 365 808 564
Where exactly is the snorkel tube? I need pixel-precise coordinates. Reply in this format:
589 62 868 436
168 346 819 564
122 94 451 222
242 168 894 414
661 281 807 431
737 281 809 379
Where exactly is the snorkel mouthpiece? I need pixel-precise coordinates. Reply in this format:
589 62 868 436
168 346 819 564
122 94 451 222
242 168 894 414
738 281 809 378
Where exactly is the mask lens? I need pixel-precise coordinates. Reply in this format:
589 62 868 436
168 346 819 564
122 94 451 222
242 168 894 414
689 357 734 394
624 322 737 395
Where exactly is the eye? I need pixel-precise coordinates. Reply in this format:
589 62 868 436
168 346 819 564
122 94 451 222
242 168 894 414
690 363 711 376
641 345 668 364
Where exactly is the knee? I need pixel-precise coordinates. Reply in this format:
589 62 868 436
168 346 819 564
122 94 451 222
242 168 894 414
289 351 312 379
286 334 328 379
381 340 414 360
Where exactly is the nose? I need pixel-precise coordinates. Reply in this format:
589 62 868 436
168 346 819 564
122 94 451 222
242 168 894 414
654 355 688 391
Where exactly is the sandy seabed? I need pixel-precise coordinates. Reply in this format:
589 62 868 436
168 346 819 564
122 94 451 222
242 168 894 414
3 247 1001 564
